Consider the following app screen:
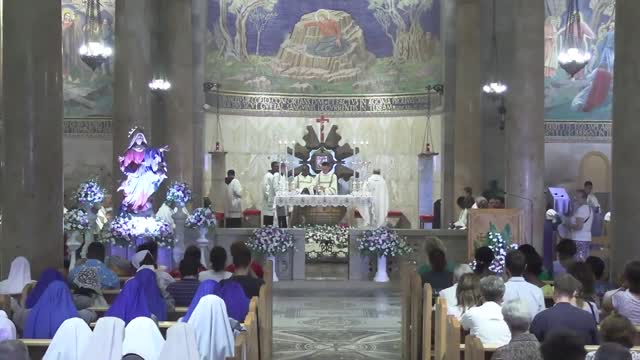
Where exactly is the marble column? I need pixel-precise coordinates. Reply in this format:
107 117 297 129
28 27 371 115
611 0 640 279
453 0 483 210
440 0 457 225
504 0 545 248
164 0 194 192
191 0 207 206
113 0 153 207
1 0 63 277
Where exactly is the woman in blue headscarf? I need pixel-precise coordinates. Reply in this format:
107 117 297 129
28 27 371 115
181 280 220 322
23 281 78 339
219 280 250 322
25 268 65 309
105 277 152 324
134 268 168 321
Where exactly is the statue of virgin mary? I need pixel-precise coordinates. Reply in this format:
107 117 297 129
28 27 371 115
117 128 168 214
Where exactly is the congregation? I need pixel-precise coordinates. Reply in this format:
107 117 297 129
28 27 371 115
417 237 640 360
0 239 267 359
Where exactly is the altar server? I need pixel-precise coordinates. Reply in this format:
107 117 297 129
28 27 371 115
224 169 243 228
81 317 125 360
24 281 79 339
313 162 338 195
122 317 165 360
364 170 389 227
0 257 31 295
158 323 200 360
43 318 92 360
187 295 235 360
273 162 289 227
295 166 314 194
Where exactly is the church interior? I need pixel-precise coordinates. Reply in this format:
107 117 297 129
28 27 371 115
0 0 638 359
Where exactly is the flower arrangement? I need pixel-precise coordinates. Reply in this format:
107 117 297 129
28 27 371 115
247 226 295 256
165 182 192 208
300 224 350 260
63 208 90 232
102 214 175 247
356 226 412 258
471 223 518 274
75 179 105 207
185 207 217 230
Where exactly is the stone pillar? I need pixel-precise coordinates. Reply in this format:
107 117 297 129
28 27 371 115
1 0 63 277
209 152 227 214
611 0 640 279
453 0 483 214
164 0 194 192
504 0 545 248
191 0 207 206
113 0 153 208
440 0 457 225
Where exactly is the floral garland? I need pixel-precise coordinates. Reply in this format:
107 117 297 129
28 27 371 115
185 207 217 229
247 226 295 256
357 226 412 258
99 214 175 248
64 208 90 232
471 223 518 274
75 179 105 207
166 182 192 208
299 224 350 260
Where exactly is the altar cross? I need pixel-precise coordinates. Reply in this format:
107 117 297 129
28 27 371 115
316 115 330 143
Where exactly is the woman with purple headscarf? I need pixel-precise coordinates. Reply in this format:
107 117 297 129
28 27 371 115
23 281 78 339
25 268 65 309
134 268 168 321
181 280 220 322
105 277 151 325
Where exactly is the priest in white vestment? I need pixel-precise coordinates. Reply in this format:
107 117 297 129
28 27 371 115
313 162 338 195
224 169 243 228
261 162 278 226
364 170 389 227
294 166 314 194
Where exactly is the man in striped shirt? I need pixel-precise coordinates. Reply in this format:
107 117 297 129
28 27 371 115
166 258 200 307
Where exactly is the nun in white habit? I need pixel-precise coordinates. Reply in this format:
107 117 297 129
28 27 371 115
0 310 16 341
158 323 200 360
0 257 32 295
42 318 92 360
187 295 235 360
122 316 165 360
81 317 125 360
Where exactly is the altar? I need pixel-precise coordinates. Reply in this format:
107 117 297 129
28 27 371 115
274 192 373 227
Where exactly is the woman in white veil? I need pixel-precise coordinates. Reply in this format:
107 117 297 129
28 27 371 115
43 318 92 360
187 295 235 360
0 257 32 295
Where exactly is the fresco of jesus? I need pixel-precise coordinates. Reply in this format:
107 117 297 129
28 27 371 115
303 10 349 57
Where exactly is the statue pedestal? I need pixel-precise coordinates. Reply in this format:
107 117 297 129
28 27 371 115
172 207 188 265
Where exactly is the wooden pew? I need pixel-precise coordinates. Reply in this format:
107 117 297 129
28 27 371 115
421 284 433 360
445 315 461 360
245 298 260 360
102 289 120 303
410 272 422 360
88 306 189 321
400 261 415 360
433 298 447 360
258 258 274 360
464 335 485 360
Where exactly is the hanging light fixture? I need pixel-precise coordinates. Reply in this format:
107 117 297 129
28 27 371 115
79 0 112 71
482 0 507 96
557 0 591 78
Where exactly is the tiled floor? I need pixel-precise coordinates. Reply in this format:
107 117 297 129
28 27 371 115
272 280 402 359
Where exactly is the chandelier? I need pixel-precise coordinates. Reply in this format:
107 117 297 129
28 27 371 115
482 0 507 96
148 78 172 92
79 0 112 71
557 0 591 78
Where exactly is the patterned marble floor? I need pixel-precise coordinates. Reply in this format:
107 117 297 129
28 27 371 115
273 280 402 360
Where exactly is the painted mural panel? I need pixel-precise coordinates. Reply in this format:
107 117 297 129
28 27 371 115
62 0 114 117
206 0 442 94
545 0 615 121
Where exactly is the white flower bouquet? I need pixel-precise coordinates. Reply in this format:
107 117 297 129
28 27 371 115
166 182 192 208
75 179 105 207
185 207 217 230
470 223 518 274
356 226 412 258
63 208 90 232
103 214 175 247
301 224 351 260
247 226 295 256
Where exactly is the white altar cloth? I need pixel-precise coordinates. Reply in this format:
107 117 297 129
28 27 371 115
274 192 374 227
